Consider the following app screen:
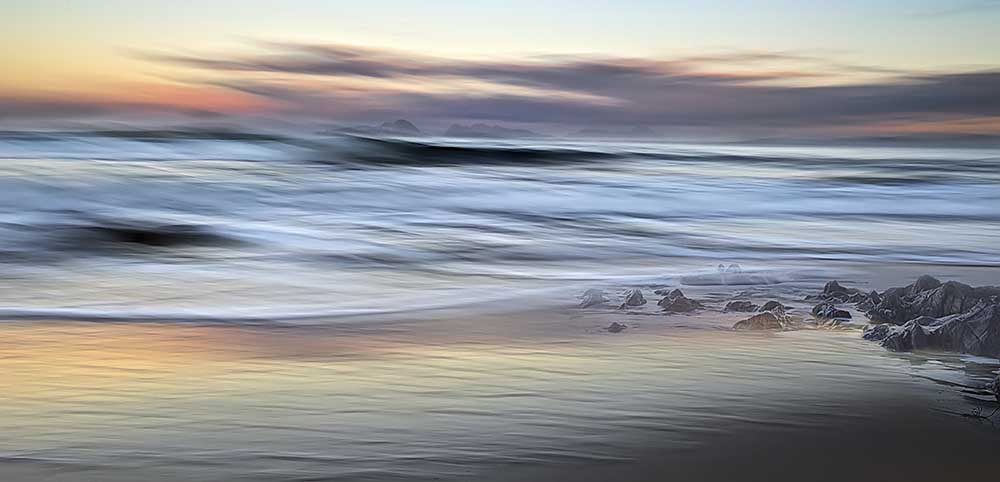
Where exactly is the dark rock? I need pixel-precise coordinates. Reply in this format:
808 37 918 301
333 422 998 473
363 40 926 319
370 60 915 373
811 302 852 321
906 274 942 297
869 290 882 305
856 290 882 312
928 301 1000 357
824 280 850 295
868 279 1000 325
859 276 1000 357
725 300 758 312
618 288 647 309
991 373 1000 402
758 300 786 312
881 320 929 352
733 308 792 330
863 323 894 342
606 322 627 333
579 289 608 308
657 289 704 313
809 280 866 303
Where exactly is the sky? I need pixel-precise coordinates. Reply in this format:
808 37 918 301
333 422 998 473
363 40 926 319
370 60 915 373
3 0 1000 138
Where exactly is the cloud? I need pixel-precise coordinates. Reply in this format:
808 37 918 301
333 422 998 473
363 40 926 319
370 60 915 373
13 42 1000 136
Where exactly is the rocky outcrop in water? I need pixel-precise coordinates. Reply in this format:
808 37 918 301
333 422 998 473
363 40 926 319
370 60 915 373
733 307 794 330
867 277 1000 325
847 276 1000 357
619 288 647 309
657 289 704 313
579 289 608 308
725 300 757 312
808 280 869 304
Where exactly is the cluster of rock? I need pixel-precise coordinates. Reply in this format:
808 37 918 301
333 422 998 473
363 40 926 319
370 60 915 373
583 276 1000 361
825 276 1000 358
579 287 707 314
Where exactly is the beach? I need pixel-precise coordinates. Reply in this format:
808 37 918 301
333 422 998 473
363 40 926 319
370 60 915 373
2 262 999 481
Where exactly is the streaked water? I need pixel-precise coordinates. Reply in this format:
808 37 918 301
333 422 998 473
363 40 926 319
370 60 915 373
1 130 999 481
0 131 998 320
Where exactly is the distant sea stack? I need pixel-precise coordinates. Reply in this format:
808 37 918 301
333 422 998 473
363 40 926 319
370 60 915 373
379 119 421 136
444 123 544 139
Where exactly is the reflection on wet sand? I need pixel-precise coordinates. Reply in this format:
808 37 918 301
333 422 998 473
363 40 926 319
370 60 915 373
2 312 998 482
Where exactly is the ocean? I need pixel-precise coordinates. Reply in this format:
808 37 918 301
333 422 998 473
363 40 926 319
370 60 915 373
1 130 999 481
0 131 998 321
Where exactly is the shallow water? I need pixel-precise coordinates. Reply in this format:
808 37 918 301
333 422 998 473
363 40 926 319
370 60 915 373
1 314 998 482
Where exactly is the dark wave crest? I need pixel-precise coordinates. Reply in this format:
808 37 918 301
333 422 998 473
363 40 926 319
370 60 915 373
0 217 242 261
322 135 619 166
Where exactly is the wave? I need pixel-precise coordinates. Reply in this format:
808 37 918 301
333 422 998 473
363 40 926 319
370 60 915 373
316 135 620 166
309 136 1000 183
0 216 242 259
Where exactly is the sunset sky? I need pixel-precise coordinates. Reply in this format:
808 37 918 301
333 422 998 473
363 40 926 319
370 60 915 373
4 0 1000 137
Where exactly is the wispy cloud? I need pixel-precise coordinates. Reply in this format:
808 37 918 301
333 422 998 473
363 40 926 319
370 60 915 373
9 42 1000 137
136 42 1000 133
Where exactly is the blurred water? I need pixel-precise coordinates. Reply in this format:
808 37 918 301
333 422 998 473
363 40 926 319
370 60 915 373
1 131 1000 481
0 132 998 320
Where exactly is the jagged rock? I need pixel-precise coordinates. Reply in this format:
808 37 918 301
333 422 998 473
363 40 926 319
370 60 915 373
725 300 758 312
657 289 704 313
906 275 942 297
618 288 647 309
606 322 627 333
863 323 894 342
865 301 1000 357
868 279 1000 325
758 300 786 312
856 290 882 312
811 302 852 321
734 308 793 330
809 280 866 303
579 289 608 308
929 301 1000 357
881 320 929 352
